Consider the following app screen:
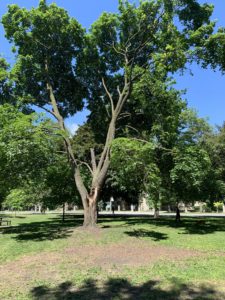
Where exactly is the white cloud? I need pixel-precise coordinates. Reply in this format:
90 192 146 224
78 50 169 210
66 122 79 136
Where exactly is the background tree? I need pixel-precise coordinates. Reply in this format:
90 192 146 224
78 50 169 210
3 188 30 215
0 104 60 210
0 104 55 180
110 138 156 204
162 109 212 218
43 154 81 220
201 124 225 210
0 58 13 105
170 146 211 207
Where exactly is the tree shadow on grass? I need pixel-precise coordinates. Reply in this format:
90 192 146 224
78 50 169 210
0 214 26 218
98 215 225 235
124 229 168 241
146 217 225 235
30 278 223 300
1 215 83 242
1 214 225 242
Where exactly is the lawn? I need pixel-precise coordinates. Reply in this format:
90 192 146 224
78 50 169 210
0 214 225 299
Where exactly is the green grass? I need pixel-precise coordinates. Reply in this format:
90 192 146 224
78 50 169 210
1 214 225 299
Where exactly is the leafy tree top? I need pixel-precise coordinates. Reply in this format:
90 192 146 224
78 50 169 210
2 1 86 117
78 0 216 135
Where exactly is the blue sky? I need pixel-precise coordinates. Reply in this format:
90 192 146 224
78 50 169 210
0 0 224 132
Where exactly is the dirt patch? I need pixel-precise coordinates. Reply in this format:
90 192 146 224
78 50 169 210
65 241 201 267
0 241 202 290
74 225 103 235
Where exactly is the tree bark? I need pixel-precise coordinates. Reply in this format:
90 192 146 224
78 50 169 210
83 187 98 227
154 207 159 219
176 206 181 222
83 201 97 227
62 203 65 222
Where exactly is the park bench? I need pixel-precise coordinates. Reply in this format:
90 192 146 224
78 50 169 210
0 217 11 227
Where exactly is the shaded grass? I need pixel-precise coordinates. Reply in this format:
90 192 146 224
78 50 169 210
99 215 225 251
0 214 82 262
30 278 223 300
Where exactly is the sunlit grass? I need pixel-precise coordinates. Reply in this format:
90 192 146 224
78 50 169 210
1 214 225 299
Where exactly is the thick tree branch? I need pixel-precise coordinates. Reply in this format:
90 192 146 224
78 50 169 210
102 77 115 114
44 59 77 167
78 161 93 175
97 154 110 187
96 120 115 178
117 112 131 121
90 148 97 172
126 125 140 133
74 168 88 208
34 103 58 120
112 42 126 56
117 85 122 97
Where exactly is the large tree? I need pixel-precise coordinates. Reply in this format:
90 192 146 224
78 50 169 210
2 0 217 226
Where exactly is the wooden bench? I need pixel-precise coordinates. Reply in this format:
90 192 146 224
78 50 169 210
0 217 11 227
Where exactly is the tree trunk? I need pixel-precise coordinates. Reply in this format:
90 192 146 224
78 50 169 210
62 203 65 222
83 201 97 227
82 187 99 227
154 207 159 219
176 206 181 222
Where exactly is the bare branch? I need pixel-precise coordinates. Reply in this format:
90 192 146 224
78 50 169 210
34 103 58 120
115 82 131 116
102 77 115 114
117 85 122 97
97 120 115 173
78 160 93 175
112 42 126 56
34 38 50 50
90 148 97 172
126 125 140 134
117 112 131 121
44 59 78 167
